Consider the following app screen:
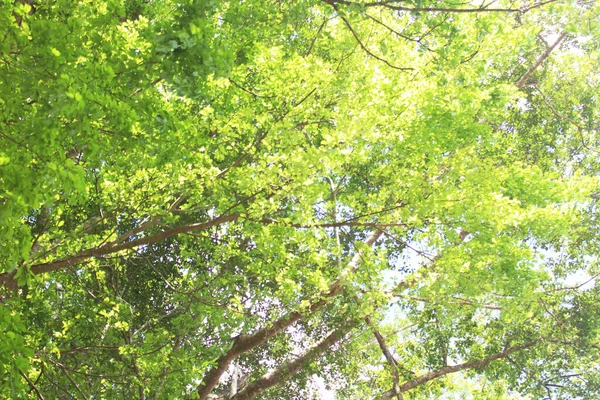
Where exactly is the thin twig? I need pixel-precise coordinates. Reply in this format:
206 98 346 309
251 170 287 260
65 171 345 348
128 78 163 97
306 17 332 56
215 88 316 179
337 13 412 71
47 359 89 399
324 0 557 13
382 229 435 262
228 78 266 98
533 84 599 153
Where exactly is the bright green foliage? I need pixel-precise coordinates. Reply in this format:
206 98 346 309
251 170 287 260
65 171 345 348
1 0 599 399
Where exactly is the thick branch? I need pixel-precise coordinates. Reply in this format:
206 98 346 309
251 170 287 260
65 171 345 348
196 230 382 400
381 341 538 398
0 213 240 288
230 321 358 400
516 31 567 89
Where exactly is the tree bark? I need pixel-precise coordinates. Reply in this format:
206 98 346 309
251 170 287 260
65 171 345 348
365 315 403 400
229 320 358 400
0 213 240 288
516 31 567 89
196 230 382 400
381 341 538 399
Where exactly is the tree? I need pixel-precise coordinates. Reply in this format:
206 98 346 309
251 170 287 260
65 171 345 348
1 0 599 398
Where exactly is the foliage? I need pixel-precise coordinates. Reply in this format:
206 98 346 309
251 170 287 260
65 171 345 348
1 0 600 399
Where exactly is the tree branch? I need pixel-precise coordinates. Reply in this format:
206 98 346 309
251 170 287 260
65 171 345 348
516 31 567 89
323 0 558 13
229 320 359 400
322 0 412 70
396 294 503 310
337 12 412 71
365 315 403 400
381 341 538 398
306 17 332 56
47 358 89 400
19 369 45 400
196 230 382 400
0 213 240 288
216 88 317 179
532 84 599 152
252 216 409 229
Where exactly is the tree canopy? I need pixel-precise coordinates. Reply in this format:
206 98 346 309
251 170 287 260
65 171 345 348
1 0 600 398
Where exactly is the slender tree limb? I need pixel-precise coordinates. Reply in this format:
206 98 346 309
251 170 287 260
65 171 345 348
541 271 600 293
1 204 394 289
57 345 120 355
228 78 266 98
382 229 435 261
396 294 503 310
336 12 412 71
532 84 599 152
196 230 382 400
323 0 558 13
381 341 538 398
47 358 89 400
0 130 44 160
19 369 45 400
365 13 421 45
306 17 332 56
216 88 317 179
534 85 584 129
353 288 402 398
128 78 163 98
332 202 408 224
516 31 567 89
36 212 238 272
520 0 559 13
113 215 162 245
123 331 146 400
365 315 403 400
252 216 410 229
